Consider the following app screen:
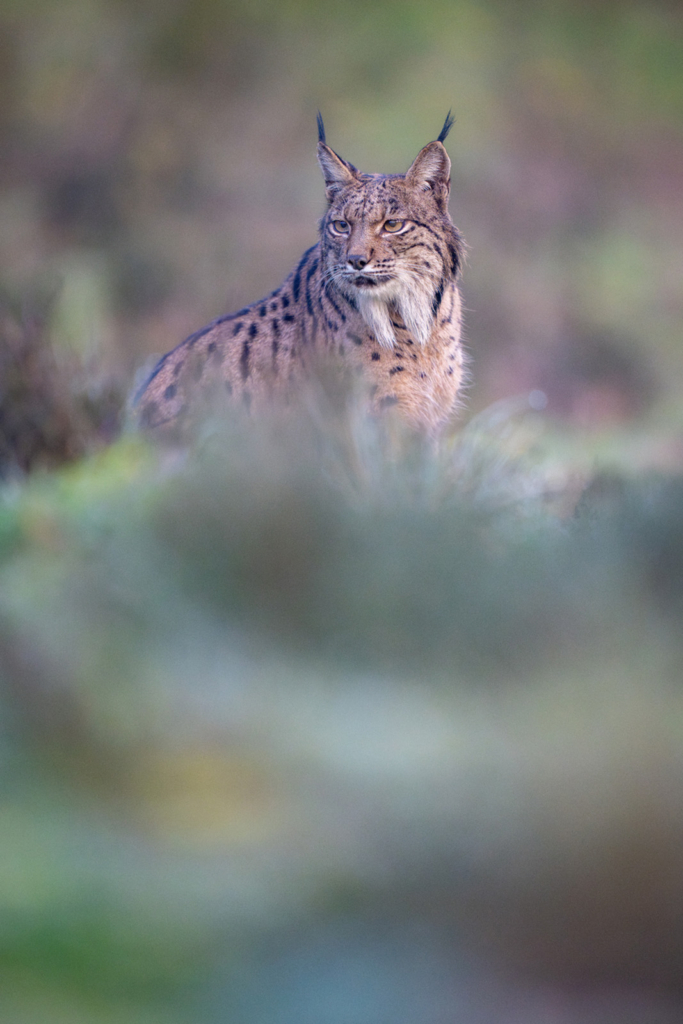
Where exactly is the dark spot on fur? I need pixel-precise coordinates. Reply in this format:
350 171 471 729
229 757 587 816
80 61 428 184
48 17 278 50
371 352 380 361
234 307 250 317
447 367 453 375
173 361 183 378
324 285 346 323
419 372 426 379
207 341 216 353
249 323 258 338
431 283 444 317
259 305 267 317
293 247 315 302
347 332 364 346
281 294 290 308
240 339 251 380
283 313 295 323
164 384 177 400
306 259 319 281
272 318 280 334
270 301 278 312
389 366 405 375
232 322 243 336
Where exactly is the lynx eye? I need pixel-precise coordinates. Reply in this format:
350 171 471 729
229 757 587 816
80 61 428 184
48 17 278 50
330 219 350 234
383 219 406 233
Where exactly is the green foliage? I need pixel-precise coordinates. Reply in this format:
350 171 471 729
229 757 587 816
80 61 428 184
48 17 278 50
2 392 683 1018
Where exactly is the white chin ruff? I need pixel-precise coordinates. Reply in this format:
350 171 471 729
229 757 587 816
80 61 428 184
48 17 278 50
356 292 397 350
355 277 435 349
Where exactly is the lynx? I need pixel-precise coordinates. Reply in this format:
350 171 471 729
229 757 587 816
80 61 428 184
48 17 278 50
135 114 467 436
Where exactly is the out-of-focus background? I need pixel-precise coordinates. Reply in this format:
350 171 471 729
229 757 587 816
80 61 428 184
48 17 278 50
1 1 683 1021
1 0 681 424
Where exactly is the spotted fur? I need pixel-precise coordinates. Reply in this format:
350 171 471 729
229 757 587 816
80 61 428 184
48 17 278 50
135 115 467 436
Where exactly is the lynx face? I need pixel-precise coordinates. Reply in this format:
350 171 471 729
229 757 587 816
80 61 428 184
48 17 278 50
317 138 465 349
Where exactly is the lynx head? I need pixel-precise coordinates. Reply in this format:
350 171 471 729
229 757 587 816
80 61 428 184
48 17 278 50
316 112 465 349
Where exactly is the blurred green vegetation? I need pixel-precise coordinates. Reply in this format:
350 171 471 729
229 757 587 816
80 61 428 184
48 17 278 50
1 0 683 1020
2 394 683 1019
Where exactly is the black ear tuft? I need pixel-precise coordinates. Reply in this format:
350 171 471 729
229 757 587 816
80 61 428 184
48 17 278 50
437 110 455 144
316 111 326 145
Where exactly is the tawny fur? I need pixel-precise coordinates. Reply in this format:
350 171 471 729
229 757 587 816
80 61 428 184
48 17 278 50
135 118 467 436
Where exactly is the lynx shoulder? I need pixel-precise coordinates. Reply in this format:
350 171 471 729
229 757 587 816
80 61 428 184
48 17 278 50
135 113 467 436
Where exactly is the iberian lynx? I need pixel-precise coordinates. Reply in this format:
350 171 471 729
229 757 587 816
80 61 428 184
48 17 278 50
136 114 467 436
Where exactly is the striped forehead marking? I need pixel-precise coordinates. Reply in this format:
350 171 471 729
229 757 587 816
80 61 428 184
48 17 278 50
335 175 411 223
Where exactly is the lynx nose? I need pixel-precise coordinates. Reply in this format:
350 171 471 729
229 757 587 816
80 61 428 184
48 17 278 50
347 254 369 271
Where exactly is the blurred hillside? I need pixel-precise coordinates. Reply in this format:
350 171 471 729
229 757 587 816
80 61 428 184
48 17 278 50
3 397 683 1021
0 0 681 425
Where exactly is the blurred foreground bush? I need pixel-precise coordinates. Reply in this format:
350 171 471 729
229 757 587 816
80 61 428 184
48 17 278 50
1 384 683 1020
0 292 123 478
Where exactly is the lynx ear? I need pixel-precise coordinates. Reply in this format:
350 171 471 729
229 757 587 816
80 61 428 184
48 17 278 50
317 142 358 198
405 141 451 202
